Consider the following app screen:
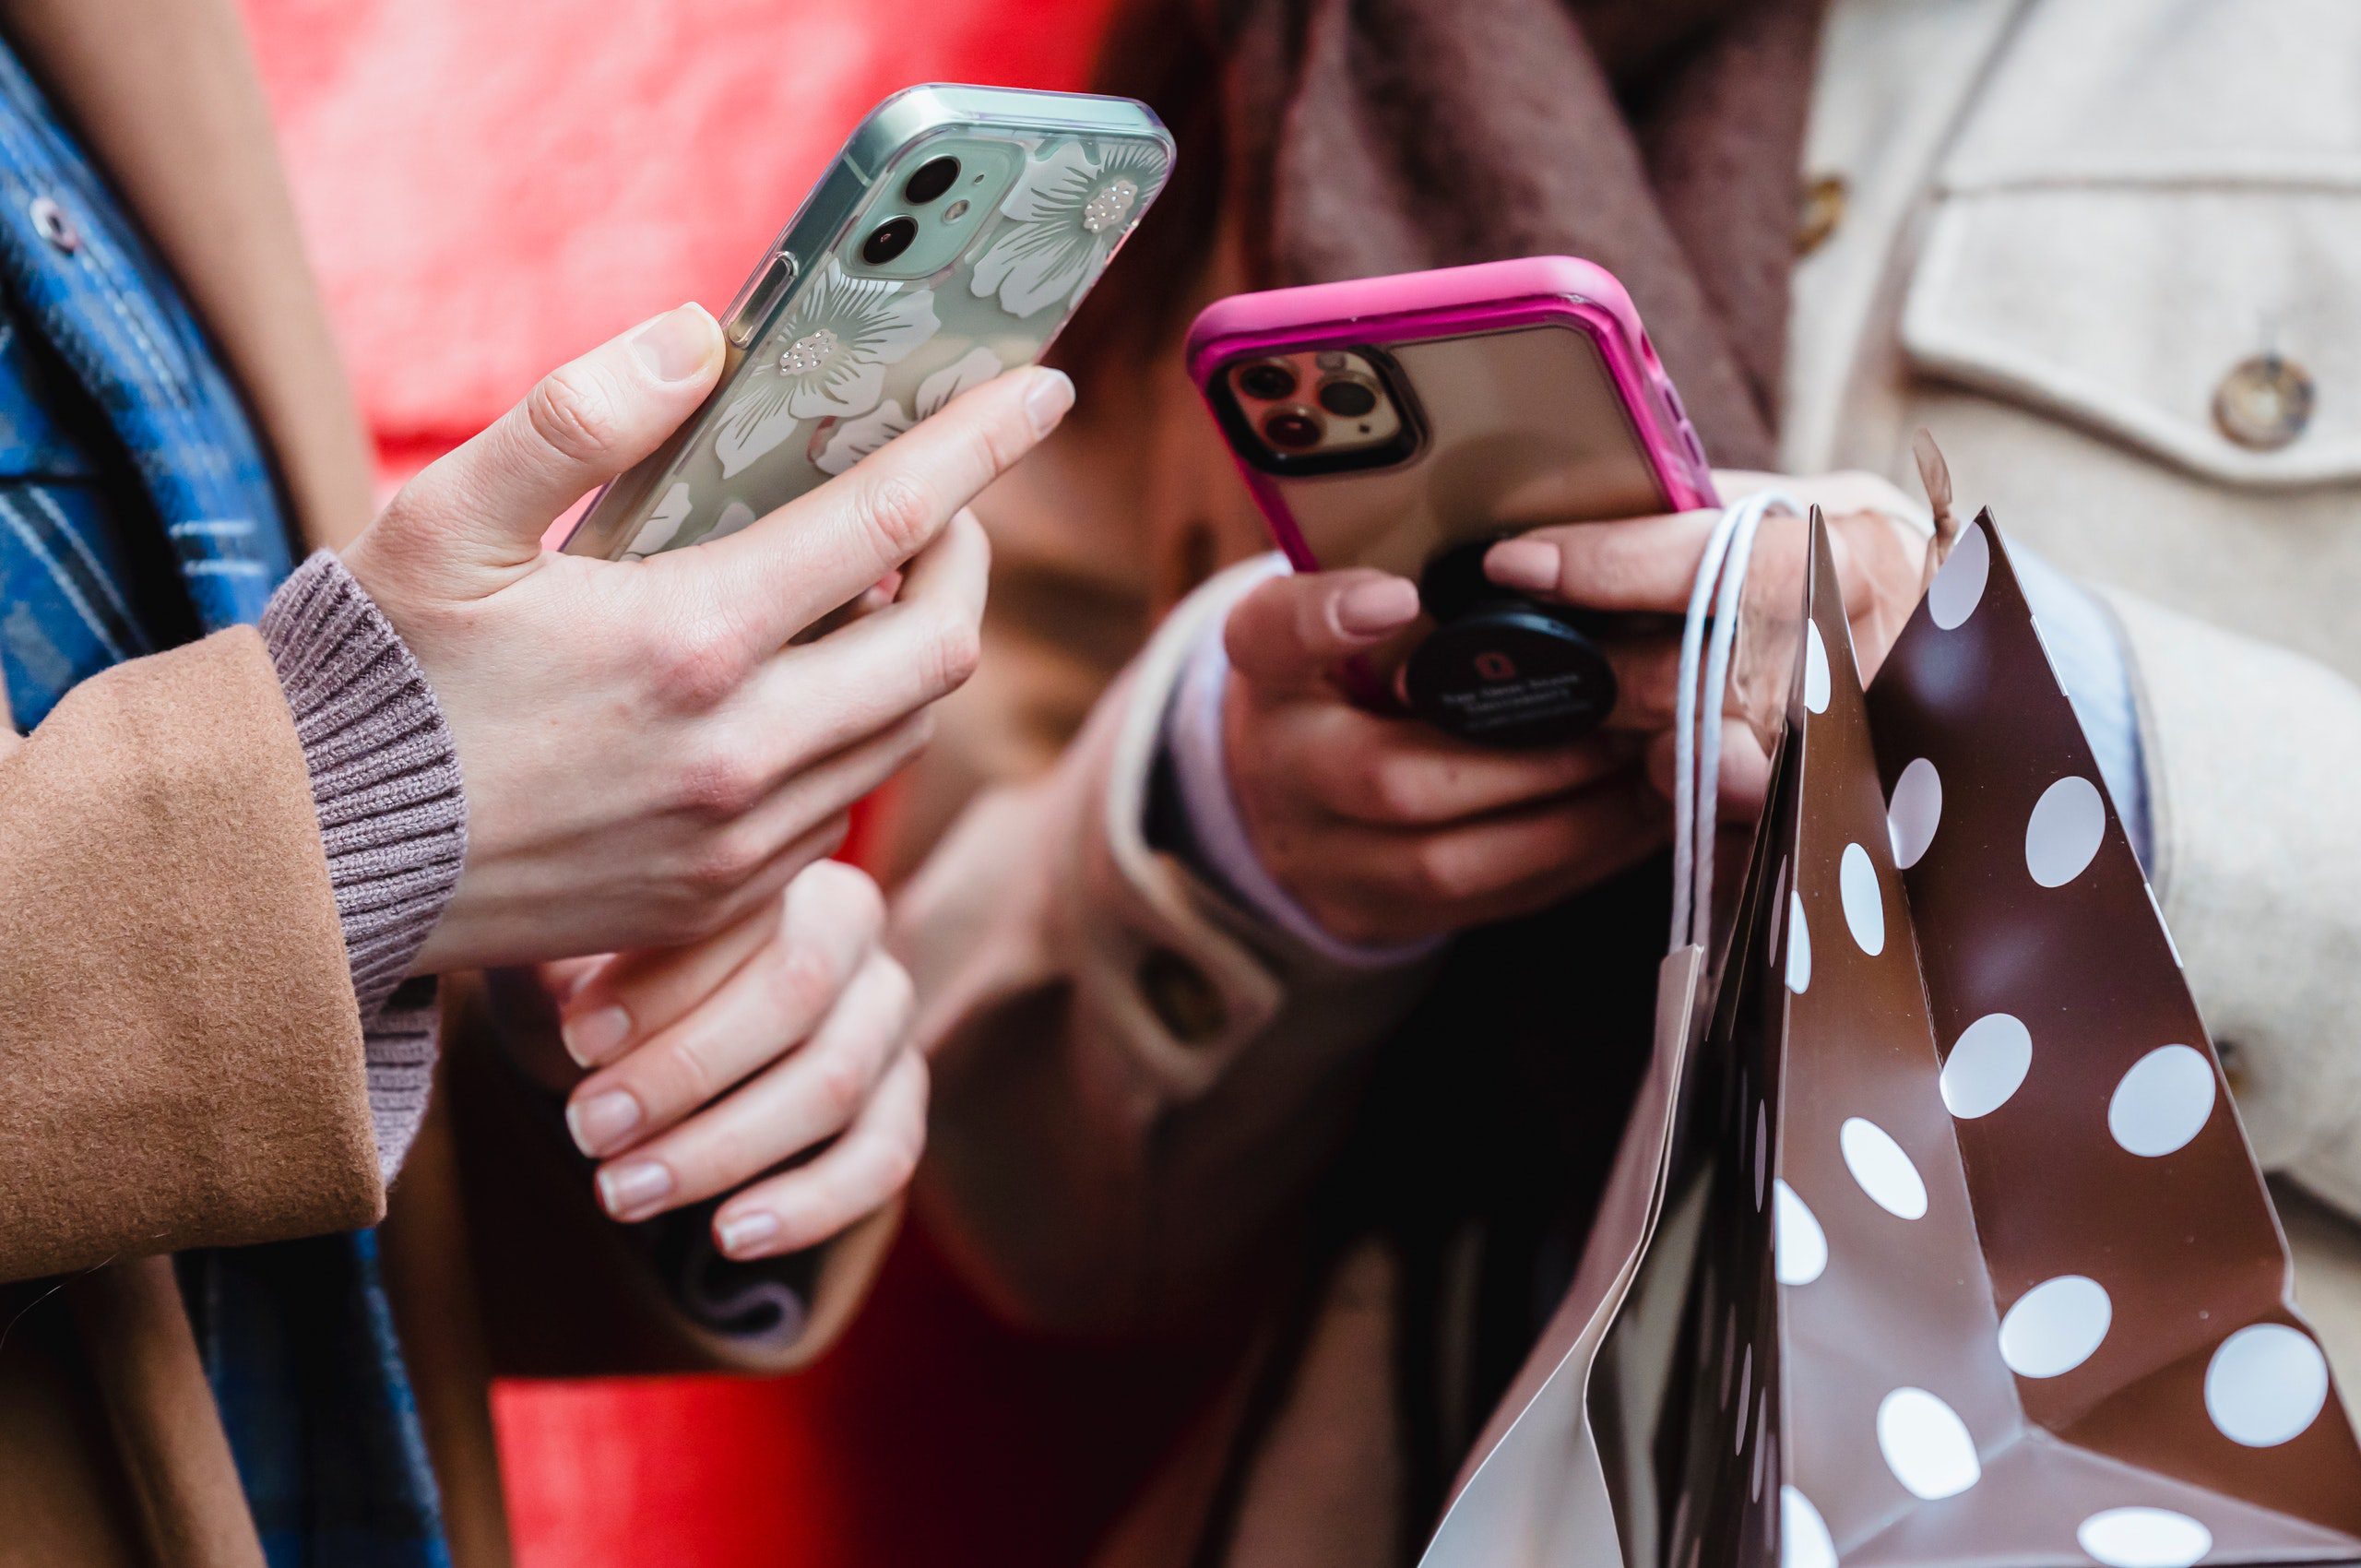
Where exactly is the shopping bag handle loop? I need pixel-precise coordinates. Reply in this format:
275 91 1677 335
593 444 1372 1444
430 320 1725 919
1672 490 1801 956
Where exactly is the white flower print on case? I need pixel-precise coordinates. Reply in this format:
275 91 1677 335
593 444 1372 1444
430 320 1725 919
714 259 941 478
622 480 694 560
707 498 757 542
969 137 1165 318
816 346 1007 476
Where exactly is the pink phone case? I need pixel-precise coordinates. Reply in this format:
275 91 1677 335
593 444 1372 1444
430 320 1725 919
1184 255 1718 573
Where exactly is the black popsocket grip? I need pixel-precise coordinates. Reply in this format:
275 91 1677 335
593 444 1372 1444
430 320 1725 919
1403 539 1619 747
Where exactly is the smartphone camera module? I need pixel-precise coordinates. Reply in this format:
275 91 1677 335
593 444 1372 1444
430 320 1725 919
861 217 919 267
1220 346 1417 473
904 156 961 205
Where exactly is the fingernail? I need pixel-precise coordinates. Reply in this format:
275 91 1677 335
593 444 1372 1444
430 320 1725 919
562 1004 631 1067
1335 576 1420 636
1023 368 1075 438
1486 538 1560 595
597 1159 674 1220
717 1210 783 1258
565 1088 643 1157
629 303 718 384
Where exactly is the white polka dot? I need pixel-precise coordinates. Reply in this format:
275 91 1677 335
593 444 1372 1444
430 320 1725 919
1804 621 1832 714
1754 1100 1768 1210
1751 1391 1769 1500
1929 524 1989 629
1841 1117 1928 1219
2077 1508 2212 1568
1999 1276 2112 1378
1840 843 1884 956
2205 1324 2330 1447
1876 1387 1981 1500
1786 890 1811 993
2108 1044 2216 1158
2027 776 2106 887
2146 883 2183 968
1781 1487 1837 1568
1887 757 1941 870
1774 1179 1827 1286
1941 1013 2034 1119
1736 1344 1753 1454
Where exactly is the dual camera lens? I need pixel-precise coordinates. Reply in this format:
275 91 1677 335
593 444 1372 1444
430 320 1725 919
861 156 964 267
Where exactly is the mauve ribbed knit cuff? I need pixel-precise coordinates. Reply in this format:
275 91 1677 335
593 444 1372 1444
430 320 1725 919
263 551 468 1181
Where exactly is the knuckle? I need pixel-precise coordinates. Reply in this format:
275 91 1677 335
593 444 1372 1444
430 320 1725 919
526 366 627 466
878 1127 923 1192
1355 754 1425 823
768 942 840 1018
674 742 769 822
858 472 936 561
919 608 983 695
964 420 1018 489
652 617 745 712
810 1054 870 1126
1411 837 1480 902
682 824 770 896
663 1039 724 1110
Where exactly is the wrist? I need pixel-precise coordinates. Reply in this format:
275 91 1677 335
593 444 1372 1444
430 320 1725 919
1158 595 1443 969
263 551 468 1004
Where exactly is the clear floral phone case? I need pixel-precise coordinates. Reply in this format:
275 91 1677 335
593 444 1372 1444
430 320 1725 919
564 87 1171 561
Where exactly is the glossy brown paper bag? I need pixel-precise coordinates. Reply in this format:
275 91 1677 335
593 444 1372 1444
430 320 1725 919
1423 512 2361 1568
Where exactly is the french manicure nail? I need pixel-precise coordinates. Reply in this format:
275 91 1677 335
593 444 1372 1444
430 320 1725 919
597 1159 673 1220
629 303 718 384
565 1089 643 1157
562 1004 631 1067
1335 576 1420 636
1486 538 1561 595
717 1210 783 1257
1024 368 1075 438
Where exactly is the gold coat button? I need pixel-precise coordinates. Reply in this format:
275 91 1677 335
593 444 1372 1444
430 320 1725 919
2213 354 2314 451
1797 174 1847 256
1137 947 1227 1043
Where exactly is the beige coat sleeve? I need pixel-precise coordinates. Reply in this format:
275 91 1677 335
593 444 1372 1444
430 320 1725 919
2106 590 2361 1221
0 630 380 1284
893 562 1437 1339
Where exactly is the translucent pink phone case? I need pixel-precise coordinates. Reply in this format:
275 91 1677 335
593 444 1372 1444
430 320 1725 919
1185 255 1719 576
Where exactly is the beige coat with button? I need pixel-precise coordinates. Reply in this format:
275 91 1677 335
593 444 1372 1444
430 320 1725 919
887 0 2361 1543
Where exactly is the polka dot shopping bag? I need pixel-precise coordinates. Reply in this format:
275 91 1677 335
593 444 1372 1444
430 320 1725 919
1418 504 2361 1568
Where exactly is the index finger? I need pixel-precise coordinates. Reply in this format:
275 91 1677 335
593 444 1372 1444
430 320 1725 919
668 364 1071 648
1482 506 1871 616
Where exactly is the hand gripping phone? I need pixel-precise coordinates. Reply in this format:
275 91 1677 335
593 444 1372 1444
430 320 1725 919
1187 256 1717 746
564 84 1172 562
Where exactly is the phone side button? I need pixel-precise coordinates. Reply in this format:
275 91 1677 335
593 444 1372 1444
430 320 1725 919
725 252 799 347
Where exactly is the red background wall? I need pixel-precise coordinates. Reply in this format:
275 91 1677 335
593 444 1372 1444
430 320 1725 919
240 4 1215 1562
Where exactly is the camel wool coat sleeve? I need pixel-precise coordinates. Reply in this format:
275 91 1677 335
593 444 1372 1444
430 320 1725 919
0 624 383 1284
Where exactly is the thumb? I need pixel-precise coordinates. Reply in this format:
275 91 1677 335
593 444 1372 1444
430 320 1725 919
1223 567 1420 695
377 303 725 576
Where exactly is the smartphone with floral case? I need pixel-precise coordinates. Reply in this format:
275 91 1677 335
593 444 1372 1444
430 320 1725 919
563 84 1172 561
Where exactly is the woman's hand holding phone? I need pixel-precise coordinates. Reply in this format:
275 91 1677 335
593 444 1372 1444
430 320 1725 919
1480 494 1924 816
1219 568 1662 948
1216 485 1925 949
343 303 1073 974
